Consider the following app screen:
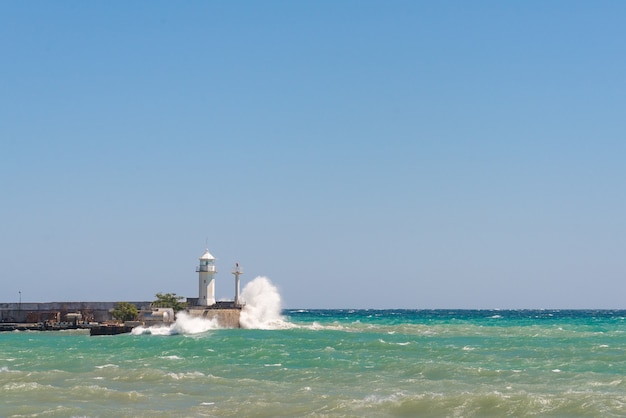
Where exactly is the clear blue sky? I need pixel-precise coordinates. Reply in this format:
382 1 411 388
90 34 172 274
2 1 625 308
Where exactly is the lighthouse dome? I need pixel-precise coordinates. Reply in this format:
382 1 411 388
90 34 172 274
199 249 215 261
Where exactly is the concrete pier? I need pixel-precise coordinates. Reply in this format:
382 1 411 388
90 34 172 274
188 303 242 328
0 301 152 324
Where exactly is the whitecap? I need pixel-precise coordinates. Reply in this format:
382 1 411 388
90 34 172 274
362 392 405 405
304 322 345 331
590 379 622 387
3 382 50 391
95 364 118 369
168 372 204 380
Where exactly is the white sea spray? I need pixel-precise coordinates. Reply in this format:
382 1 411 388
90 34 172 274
131 311 221 335
239 276 294 329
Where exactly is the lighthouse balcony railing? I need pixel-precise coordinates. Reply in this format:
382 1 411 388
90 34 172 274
196 265 216 272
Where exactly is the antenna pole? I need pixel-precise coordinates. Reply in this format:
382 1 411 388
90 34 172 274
232 263 243 306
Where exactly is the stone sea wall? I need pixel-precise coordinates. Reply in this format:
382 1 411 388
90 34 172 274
188 307 241 328
0 302 242 328
0 302 152 323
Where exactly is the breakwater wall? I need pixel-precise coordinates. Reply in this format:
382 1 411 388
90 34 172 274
1 302 242 328
0 302 152 323
188 306 241 328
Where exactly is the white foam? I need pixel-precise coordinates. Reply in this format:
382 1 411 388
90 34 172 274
239 276 294 329
168 371 205 380
172 312 221 334
298 321 346 331
131 311 220 336
95 364 118 369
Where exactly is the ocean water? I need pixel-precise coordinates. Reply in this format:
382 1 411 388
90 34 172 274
2 279 626 417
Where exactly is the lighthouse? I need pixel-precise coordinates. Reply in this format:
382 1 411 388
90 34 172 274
197 249 216 306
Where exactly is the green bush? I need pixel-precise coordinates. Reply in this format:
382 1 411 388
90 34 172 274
152 293 188 312
112 302 138 322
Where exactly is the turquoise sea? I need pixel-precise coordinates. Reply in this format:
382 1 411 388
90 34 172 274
2 308 626 417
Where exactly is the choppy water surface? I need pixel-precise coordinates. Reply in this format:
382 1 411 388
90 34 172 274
2 290 626 417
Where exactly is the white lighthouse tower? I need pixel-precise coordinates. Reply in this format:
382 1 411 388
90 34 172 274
197 249 216 306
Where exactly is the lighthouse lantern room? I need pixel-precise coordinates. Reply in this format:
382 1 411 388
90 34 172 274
197 249 216 306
